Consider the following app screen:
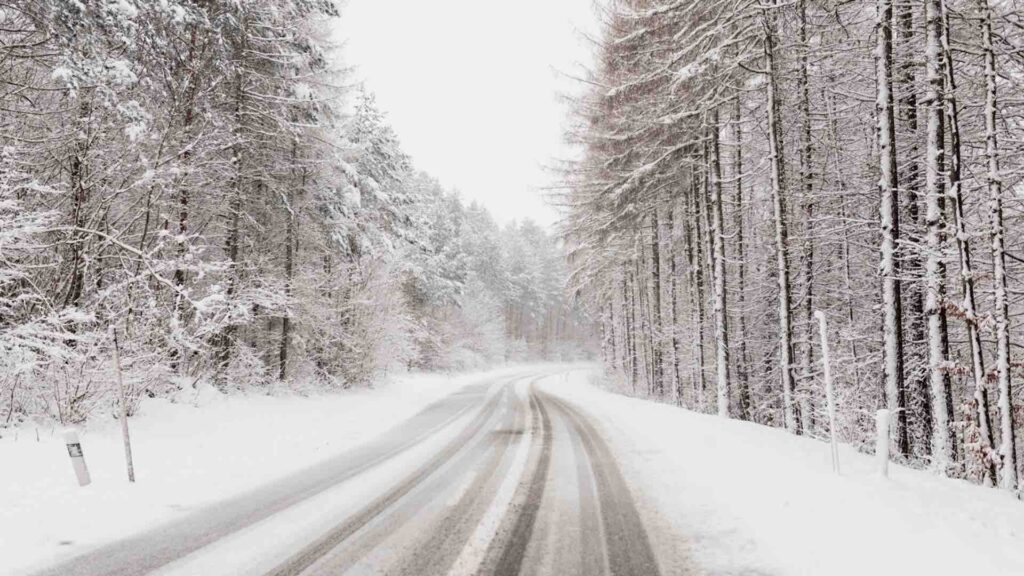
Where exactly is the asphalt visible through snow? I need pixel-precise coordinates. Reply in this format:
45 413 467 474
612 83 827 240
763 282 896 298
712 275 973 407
29 371 666 576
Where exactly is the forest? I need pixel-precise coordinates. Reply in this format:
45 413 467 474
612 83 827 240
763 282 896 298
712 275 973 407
562 0 1024 491
0 1 589 428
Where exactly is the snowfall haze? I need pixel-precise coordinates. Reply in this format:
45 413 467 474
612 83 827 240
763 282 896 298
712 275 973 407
4 1 1024 576
338 0 597 228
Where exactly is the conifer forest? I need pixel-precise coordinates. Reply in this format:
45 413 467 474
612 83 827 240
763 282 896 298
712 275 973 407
562 0 1024 490
0 1 588 427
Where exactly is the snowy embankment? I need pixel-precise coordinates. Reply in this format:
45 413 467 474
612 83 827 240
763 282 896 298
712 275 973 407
0 364 550 575
542 369 1024 576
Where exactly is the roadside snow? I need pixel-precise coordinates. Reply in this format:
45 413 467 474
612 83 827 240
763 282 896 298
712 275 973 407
8 363 1022 576
0 365 543 575
541 368 1024 576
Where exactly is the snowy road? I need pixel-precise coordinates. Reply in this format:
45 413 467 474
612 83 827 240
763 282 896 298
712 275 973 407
29 371 666 576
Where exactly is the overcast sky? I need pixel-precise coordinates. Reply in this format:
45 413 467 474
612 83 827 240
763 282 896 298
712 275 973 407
336 1 598 229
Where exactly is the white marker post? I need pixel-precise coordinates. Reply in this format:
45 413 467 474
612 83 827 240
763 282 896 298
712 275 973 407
876 409 890 478
63 430 91 486
815 311 840 475
112 328 135 483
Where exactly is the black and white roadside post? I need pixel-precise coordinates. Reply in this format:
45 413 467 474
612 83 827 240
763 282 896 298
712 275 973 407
63 430 91 486
112 327 136 483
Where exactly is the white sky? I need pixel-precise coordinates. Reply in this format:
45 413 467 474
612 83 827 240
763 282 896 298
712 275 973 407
336 1 598 229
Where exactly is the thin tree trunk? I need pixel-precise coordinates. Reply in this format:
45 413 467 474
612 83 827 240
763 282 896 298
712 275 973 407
877 0 909 457
66 96 91 315
797 0 816 434
763 1 797 432
709 110 731 418
940 0 975 471
664 203 681 404
650 212 664 396
732 97 751 420
628 271 639 391
279 138 300 382
686 177 707 411
979 0 1018 491
669 208 684 405
899 0 930 458
825 87 865 392
607 300 618 371
924 0 951 472
636 244 654 394
624 274 637 390
218 61 246 374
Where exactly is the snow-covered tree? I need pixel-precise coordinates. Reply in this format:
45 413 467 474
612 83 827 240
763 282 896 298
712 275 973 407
562 0 1024 491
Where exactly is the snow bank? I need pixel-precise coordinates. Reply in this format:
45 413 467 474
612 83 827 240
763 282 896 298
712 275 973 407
542 368 1024 576
0 365 547 575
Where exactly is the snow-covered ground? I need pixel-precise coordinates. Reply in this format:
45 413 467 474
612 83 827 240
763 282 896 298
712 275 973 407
0 364 552 575
5 363 1024 576
540 368 1024 576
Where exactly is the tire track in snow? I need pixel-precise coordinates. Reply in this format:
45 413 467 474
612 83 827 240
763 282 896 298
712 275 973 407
264 384 513 576
547 393 607 576
441 381 541 576
31 372 530 576
393 382 532 575
297 382 527 575
542 392 662 576
487 388 554 576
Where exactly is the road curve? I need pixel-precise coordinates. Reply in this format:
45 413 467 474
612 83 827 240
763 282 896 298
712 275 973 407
29 370 672 576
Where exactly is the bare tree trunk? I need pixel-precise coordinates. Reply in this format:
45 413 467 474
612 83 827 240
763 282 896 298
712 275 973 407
979 0 1018 491
924 0 951 472
899 1 930 457
636 244 654 394
650 212 664 396
279 138 301 382
797 0 816 434
663 202 681 403
686 177 707 411
607 300 618 371
709 109 731 418
669 211 684 405
763 1 797 432
627 271 639 391
877 0 909 457
65 96 91 315
622 275 635 390
825 87 865 392
732 97 751 420
218 59 246 375
940 0 976 472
